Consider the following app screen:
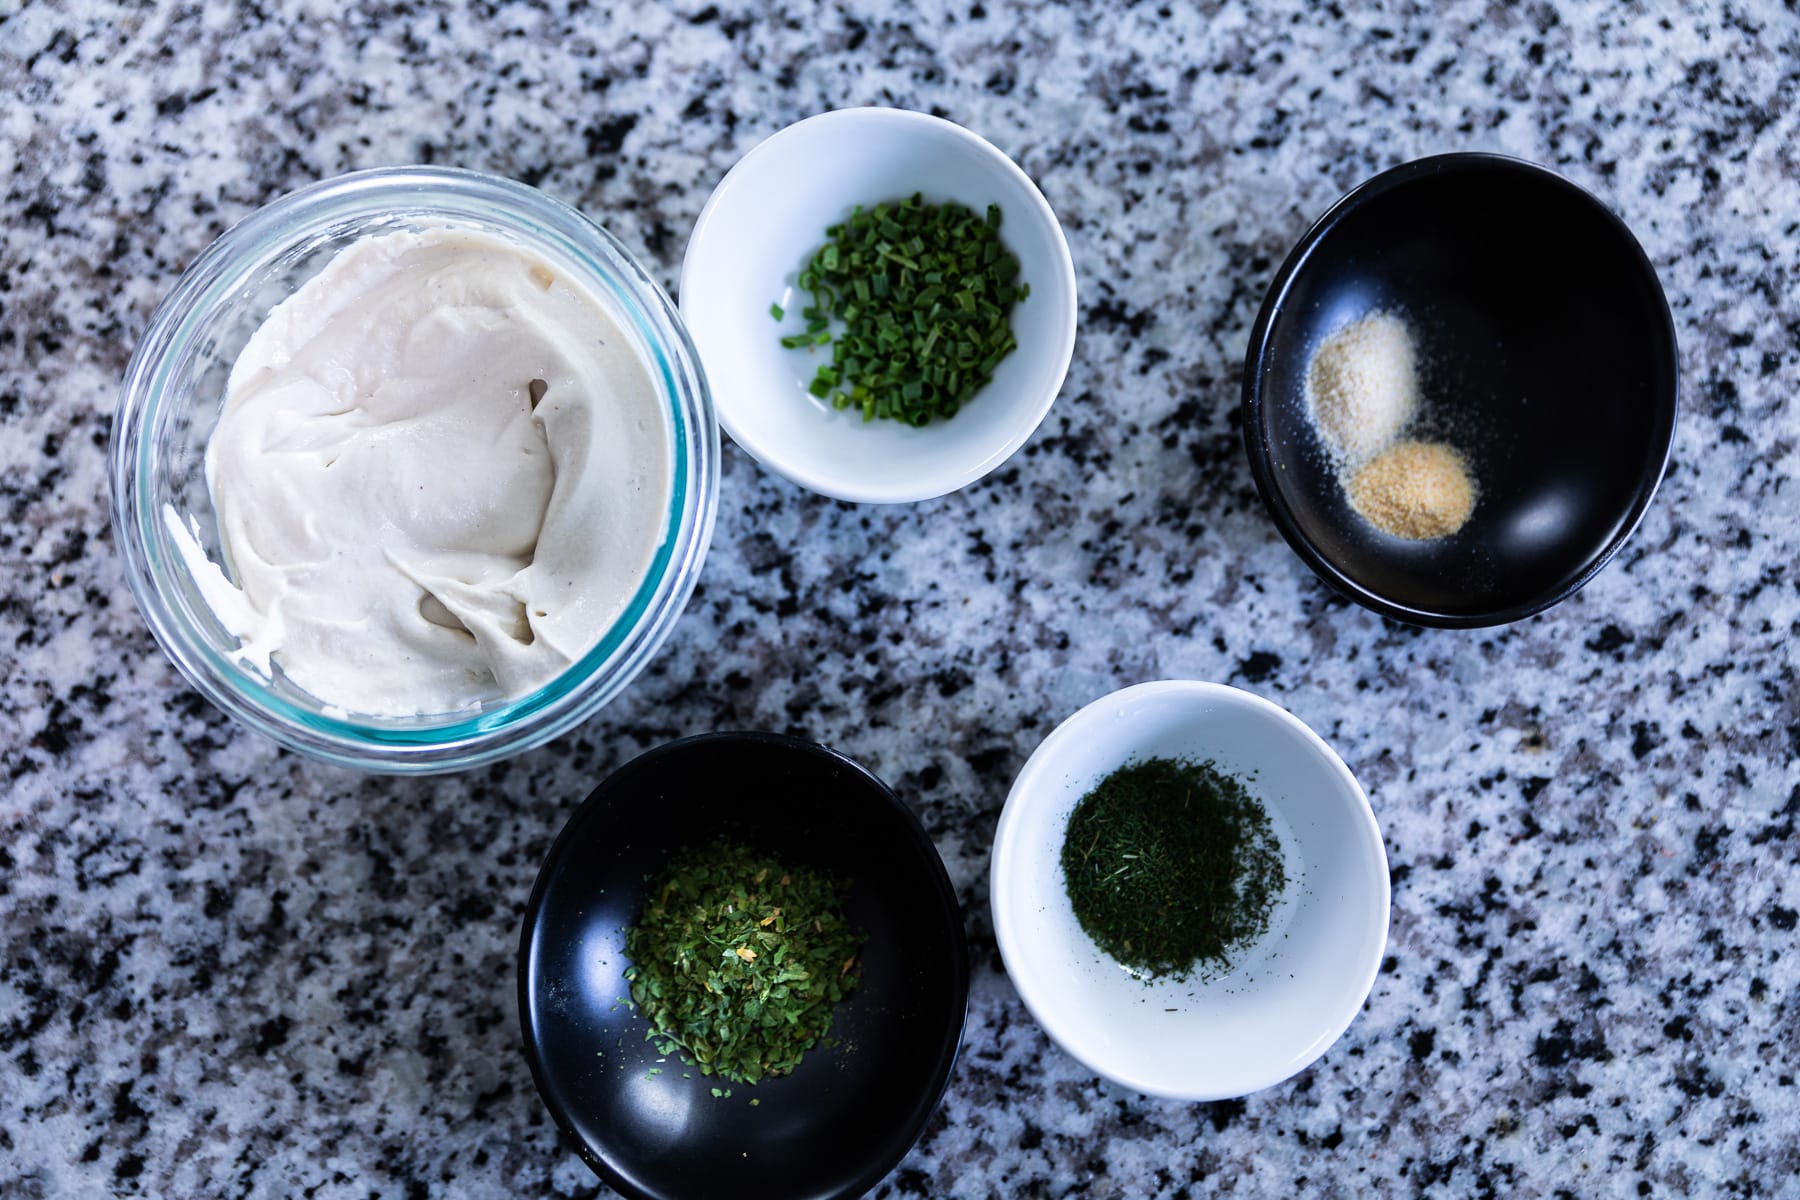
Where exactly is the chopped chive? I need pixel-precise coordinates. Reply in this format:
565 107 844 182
769 302 784 321
772 192 1026 426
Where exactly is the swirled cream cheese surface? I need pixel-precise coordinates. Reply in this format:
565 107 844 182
169 227 671 717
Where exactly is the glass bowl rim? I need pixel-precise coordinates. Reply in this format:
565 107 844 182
109 165 720 773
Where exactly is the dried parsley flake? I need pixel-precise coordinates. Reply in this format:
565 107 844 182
623 838 866 1085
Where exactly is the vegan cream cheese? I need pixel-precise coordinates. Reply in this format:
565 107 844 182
168 226 671 717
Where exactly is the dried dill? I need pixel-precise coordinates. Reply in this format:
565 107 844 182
623 839 866 1085
1060 757 1286 981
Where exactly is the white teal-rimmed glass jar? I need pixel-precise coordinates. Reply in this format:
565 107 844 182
111 167 718 773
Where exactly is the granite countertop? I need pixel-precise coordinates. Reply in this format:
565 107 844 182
4 1 1798 1196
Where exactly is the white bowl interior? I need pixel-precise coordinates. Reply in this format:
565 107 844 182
680 108 1076 503
992 681 1390 1101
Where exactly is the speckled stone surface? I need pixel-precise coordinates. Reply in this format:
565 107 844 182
4 1 1799 1196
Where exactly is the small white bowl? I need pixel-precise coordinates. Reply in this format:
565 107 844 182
680 107 1077 503
991 680 1390 1102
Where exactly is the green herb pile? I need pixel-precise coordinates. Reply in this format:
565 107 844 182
1061 757 1286 982
773 192 1028 426
623 839 866 1085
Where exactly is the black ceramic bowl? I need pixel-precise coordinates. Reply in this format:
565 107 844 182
1242 153 1678 627
518 732 969 1200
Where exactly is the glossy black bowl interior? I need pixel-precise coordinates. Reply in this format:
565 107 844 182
518 732 969 1200
1242 153 1678 627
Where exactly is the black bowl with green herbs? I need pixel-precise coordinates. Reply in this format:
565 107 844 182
518 732 969 1200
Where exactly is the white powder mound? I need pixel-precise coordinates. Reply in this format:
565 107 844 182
1304 311 1419 461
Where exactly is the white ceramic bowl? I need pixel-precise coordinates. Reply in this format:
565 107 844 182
991 680 1390 1101
679 107 1077 503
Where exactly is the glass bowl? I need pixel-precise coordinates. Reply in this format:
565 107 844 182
111 167 719 773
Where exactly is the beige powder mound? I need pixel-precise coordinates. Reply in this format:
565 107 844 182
1306 312 1418 461
1348 440 1477 540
